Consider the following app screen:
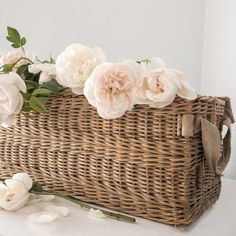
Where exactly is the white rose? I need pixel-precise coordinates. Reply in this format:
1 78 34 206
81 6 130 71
84 62 137 119
1 49 35 70
134 68 197 108
1 49 25 65
56 43 106 95
28 63 56 84
12 173 33 190
0 173 32 211
0 72 26 127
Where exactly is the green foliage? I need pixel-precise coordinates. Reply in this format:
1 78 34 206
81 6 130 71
16 64 40 83
1 26 65 117
16 64 29 77
29 96 49 113
30 181 43 192
1 64 14 73
136 58 151 64
6 26 26 49
32 88 51 96
42 80 64 95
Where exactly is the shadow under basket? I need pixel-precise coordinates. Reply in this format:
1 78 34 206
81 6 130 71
0 91 234 227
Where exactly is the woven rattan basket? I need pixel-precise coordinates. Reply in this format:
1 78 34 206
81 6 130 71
0 91 234 226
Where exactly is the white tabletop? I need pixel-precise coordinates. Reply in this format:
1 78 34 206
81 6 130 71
0 178 236 236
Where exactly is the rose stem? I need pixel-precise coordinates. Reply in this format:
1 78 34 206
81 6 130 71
30 191 136 223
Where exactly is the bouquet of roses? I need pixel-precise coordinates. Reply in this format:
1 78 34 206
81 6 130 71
0 27 197 128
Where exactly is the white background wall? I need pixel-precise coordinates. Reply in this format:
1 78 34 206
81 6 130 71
202 0 236 179
0 0 235 178
0 0 204 90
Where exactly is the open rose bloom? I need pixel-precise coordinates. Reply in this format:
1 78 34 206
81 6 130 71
84 62 137 119
0 49 35 71
56 43 106 95
0 72 26 127
84 59 197 119
0 38 196 122
134 68 197 108
28 63 56 84
0 173 32 211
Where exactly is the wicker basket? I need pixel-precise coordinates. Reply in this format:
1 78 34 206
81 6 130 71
0 91 234 226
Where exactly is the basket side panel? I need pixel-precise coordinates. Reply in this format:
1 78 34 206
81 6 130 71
0 94 225 226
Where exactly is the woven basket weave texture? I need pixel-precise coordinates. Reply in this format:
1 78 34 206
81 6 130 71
0 91 230 226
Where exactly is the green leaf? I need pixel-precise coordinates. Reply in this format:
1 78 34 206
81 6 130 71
25 80 39 91
36 96 49 105
30 181 43 192
6 36 16 43
42 80 64 95
7 26 21 44
22 93 31 99
11 43 20 48
16 64 28 76
6 26 27 49
21 105 31 113
21 37 26 46
29 96 48 113
32 88 51 96
2 64 14 73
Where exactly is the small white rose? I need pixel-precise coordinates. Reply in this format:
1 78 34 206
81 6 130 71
1 49 24 65
0 72 26 127
28 63 56 84
0 179 30 211
84 62 137 119
12 173 33 190
134 68 197 108
1 49 35 70
56 43 106 95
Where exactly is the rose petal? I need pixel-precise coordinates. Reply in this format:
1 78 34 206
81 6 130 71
1 114 17 128
9 72 27 93
177 80 197 100
46 205 69 217
2 193 30 211
5 179 28 194
71 87 84 95
12 173 33 190
0 182 8 198
56 43 106 90
28 211 59 224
